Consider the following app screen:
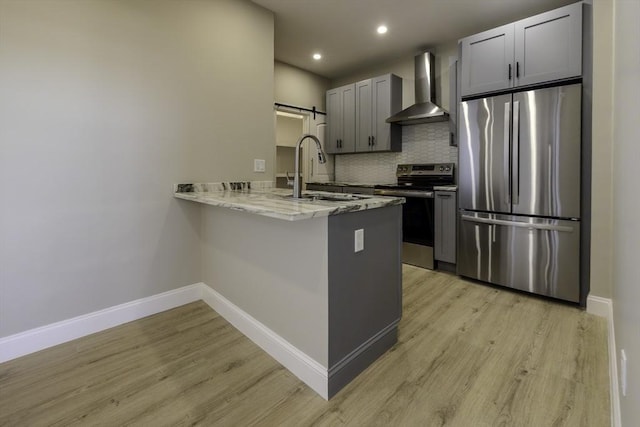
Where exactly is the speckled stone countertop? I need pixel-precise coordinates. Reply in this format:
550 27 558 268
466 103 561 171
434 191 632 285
306 181 395 188
433 185 458 191
174 181 404 221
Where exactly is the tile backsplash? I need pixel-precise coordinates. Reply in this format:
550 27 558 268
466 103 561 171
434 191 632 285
335 122 458 183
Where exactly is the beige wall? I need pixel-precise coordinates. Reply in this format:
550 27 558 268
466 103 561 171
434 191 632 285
275 61 330 111
331 43 459 112
201 207 329 366
589 0 614 299
611 0 640 423
0 0 274 336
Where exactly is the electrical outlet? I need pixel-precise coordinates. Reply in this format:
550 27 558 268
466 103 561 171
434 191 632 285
621 349 628 397
354 229 364 252
254 159 265 172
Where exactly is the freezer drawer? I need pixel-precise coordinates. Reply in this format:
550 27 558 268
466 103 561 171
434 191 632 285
458 212 580 302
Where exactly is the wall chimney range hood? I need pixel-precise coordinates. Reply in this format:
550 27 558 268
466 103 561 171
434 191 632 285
386 52 449 125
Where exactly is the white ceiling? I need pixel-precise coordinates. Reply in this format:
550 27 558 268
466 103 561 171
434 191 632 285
252 0 576 79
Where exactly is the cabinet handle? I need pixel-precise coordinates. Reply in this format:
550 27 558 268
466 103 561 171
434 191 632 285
368 136 371 146
437 193 452 198
371 135 375 146
516 61 520 78
508 64 512 80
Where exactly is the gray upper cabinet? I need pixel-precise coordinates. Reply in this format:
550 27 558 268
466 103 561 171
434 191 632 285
355 74 402 152
461 24 515 97
355 79 373 152
514 3 582 87
328 74 401 154
460 2 582 97
326 84 356 154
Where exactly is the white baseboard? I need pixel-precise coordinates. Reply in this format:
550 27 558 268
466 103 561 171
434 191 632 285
586 295 621 427
0 282 329 400
0 283 204 364
586 294 610 319
200 284 329 399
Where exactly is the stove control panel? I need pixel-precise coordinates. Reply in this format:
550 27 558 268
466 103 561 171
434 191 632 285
396 163 455 177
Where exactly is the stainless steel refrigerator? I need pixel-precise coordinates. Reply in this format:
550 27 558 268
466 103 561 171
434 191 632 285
458 83 582 303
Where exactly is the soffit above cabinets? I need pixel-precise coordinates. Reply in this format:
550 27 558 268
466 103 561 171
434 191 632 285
252 0 576 79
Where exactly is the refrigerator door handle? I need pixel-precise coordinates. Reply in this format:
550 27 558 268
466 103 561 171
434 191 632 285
512 100 520 205
460 214 575 233
504 101 511 205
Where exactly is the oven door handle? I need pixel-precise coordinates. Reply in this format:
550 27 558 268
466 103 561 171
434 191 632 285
374 189 434 199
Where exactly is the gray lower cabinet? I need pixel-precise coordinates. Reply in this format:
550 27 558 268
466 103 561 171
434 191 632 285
435 191 457 264
460 2 582 97
326 84 356 154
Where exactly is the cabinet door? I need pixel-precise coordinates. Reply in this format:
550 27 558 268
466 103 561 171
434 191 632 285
355 79 373 151
460 23 515 97
435 191 457 263
371 75 391 151
371 74 402 152
514 2 582 87
325 88 342 154
326 84 356 154
340 84 356 152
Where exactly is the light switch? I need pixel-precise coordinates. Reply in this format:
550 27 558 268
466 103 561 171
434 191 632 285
354 229 364 252
254 159 266 172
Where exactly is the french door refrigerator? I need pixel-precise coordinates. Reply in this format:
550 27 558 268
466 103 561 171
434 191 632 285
458 83 582 303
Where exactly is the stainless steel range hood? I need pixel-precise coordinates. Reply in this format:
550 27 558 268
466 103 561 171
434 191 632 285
386 52 449 125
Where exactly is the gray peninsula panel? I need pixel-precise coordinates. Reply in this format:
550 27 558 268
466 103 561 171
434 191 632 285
327 205 402 397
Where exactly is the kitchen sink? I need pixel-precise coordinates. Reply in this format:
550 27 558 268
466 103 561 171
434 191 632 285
282 192 371 202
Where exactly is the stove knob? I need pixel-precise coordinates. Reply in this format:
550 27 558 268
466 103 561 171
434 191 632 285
439 166 444 171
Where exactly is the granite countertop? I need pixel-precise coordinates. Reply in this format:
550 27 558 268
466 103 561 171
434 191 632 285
434 185 458 191
174 182 404 221
309 181 458 191
306 181 395 188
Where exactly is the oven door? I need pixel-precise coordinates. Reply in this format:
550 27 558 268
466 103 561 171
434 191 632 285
375 189 435 269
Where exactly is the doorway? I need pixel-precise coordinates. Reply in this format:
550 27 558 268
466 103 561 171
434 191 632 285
274 108 334 189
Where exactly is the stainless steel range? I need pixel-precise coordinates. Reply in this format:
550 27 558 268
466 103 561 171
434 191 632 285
375 163 455 269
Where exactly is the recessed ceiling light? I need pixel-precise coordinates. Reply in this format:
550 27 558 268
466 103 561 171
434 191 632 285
312 53 322 60
377 25 388 35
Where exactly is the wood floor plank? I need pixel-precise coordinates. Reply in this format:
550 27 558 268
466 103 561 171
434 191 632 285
0 266 610 426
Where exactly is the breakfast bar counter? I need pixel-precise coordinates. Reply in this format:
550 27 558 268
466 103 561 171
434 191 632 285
174 181 403 399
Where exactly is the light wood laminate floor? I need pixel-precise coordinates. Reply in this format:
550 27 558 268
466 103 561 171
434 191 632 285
0 266 610 426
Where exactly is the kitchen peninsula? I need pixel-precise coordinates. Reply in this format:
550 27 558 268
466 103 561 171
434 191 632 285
174 182 404 399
